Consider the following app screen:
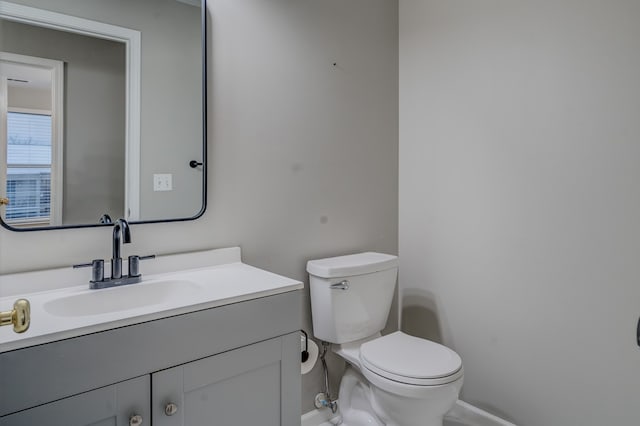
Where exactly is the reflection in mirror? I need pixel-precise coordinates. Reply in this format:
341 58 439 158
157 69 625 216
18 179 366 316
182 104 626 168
0 0 205 230
1 51 63 227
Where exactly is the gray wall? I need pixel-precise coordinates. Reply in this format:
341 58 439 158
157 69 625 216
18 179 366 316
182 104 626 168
1 21 126 224
399 1 640 424
0 0 399 416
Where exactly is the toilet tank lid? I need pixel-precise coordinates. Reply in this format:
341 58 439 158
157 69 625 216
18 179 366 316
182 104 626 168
306 252 398 278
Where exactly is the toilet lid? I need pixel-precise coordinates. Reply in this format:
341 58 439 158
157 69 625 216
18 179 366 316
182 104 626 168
360 332 462 383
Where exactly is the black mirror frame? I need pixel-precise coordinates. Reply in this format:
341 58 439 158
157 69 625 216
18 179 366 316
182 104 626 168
0 0 207 232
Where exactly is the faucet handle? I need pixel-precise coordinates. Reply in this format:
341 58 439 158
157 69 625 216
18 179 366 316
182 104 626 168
127 255 155 278
73 259 105 282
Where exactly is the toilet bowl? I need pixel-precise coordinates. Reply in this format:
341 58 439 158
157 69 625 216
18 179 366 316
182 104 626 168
307 253 463 426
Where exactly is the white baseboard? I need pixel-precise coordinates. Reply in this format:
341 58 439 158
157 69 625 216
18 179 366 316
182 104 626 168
446 400 516 426
301 399 517 426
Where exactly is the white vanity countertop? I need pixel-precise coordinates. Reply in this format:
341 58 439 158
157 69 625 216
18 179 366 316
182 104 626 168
0 247 303 353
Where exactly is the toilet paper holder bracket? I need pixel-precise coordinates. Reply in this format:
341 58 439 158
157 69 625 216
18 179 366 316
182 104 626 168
301 329 310 362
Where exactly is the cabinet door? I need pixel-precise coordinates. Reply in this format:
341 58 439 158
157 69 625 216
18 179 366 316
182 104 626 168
0 375 149 426
152 333 300 426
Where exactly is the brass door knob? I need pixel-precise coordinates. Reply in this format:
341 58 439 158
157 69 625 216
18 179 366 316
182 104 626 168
0 197 9 205
0 299 30 333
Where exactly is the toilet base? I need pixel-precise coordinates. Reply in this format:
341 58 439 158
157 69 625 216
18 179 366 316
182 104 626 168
369 385 452 426
338 364 462 426
336 367 383 426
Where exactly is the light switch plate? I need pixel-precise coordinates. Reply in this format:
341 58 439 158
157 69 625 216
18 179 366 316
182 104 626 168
153 174 172 191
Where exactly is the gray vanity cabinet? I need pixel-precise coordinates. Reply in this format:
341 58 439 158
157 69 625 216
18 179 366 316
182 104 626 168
0 376 150 426
0 291 302 425
152 335 299 426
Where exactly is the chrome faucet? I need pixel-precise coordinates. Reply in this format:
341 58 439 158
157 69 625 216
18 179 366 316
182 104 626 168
111 218 131 279
73 218 155 289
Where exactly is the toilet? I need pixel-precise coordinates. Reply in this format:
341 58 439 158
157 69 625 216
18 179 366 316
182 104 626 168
307 252 463 426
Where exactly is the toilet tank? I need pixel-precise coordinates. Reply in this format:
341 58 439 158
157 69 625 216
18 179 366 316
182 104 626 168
307 252 398 344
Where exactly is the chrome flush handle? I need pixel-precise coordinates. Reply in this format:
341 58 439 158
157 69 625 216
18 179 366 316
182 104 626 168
330 280 349 290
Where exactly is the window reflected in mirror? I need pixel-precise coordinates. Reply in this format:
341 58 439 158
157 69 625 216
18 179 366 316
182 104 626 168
1 51 64 228
6 111 53 225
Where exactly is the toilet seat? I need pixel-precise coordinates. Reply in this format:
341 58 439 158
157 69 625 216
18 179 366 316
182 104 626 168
360 332 463 386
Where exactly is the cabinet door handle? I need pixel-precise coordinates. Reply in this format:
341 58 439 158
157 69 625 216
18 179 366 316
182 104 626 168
129 414 143 426
165 402 178 416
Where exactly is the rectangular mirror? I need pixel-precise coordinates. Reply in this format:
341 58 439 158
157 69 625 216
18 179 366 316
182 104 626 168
0 0 206 230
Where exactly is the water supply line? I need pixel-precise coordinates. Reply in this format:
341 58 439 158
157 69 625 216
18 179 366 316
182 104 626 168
316 341 338 414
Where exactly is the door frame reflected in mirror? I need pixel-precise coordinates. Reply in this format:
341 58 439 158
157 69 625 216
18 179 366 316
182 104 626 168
0 51 64 227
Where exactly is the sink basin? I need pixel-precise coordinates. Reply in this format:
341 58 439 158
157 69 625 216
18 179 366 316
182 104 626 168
44 279 202 317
